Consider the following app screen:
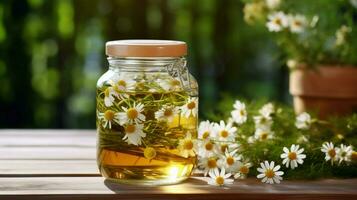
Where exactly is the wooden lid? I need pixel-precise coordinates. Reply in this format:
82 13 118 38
106 40 187 57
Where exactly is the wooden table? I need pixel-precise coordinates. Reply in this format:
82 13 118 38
0 130 356 200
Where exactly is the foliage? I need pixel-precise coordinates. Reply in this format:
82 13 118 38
201 95 357 180
242 0 357 67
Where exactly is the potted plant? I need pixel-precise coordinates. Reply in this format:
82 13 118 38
241 0 357 117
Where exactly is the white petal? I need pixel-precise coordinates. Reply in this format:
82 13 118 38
257 173 265 179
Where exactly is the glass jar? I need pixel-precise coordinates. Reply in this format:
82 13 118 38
96 40 198 185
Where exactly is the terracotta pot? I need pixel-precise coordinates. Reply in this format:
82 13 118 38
289 65 357 118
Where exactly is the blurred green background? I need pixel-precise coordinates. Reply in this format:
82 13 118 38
0 0 289 128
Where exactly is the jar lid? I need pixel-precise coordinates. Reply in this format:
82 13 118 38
106 40 187 57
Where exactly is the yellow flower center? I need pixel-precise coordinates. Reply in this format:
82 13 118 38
240 110 245 116
205 142 214 151
260 132 268 140
171 79 180 86
144 147 156 160
328 149 336 158
265 169 275 178
117 80 126 87
239 166 249 174
127 108 138 119
202 131 210 139
187 101 196 110
220 130 229 138
288 152 297 160
220 144 228 153
183 140 193 150
104 110 115 121
274 18 282 25
294 20 302 27
215 176 224 185
125 124 136 134
164 108 173 117
226 156 234 165
207 158 217 169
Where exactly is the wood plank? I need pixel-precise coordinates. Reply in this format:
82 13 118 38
0 129 96 147
0 177 356 199
0 160 99 176
0 146 95 160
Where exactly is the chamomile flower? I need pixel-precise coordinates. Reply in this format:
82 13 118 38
158 78 182 91
118 103 146 125
259 103 275 117
266 11 288 32
122 123 146 146
336 144 353 165
257 161 284 184
289 14 307 33
218 143 240 155
178 132 196 158
230 100 247 125
234 160 253 179
207 168 234 187
155 105 179 123
265 0 281 10
198 156 219 176
103 87 118 107
295 112 312 130
110 76 136 93
218 149 241 173
215 120 237 142
254 115 273 130
321 142 337 164
197 139 217 157
254 128 274 141
98 110 120 129
198 120 216 140
181 97 198 118
281 144 306 169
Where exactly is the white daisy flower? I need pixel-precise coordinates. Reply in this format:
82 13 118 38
254 115 273 130
265 0 281 10
197 139 217 158
257 161 284 184
336 144 353 165
155 105 179 123
98 110 120 129
254 128 274 141
110 76 136 93
259 103 275 117
234 160 252 179
266 11 289 32
281 144 306 169
321 142 337 164
207 168 234 187
215 120 237 142
289 14 307 33
178 132 196 158
118 103 146 125
181 97 198 118
218 149 241 173
122 123 146 146
295 112 312 130
198 120 216 140
103 87 118 107
158 78 182 91
230 100 247 125
216 142 240 154
198 156 219 176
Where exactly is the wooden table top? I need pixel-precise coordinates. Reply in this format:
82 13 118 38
0 130 356 200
